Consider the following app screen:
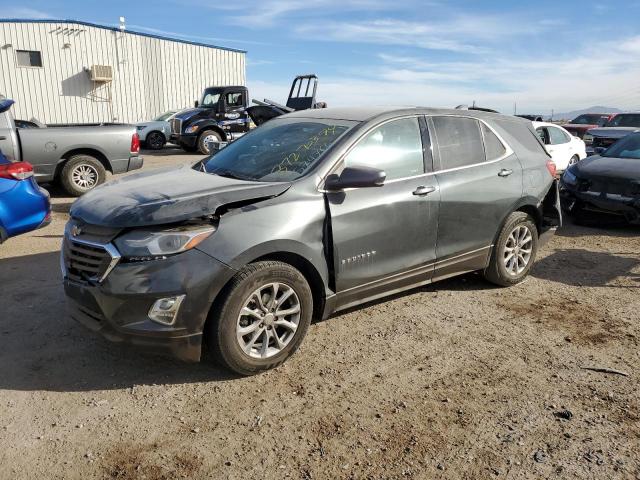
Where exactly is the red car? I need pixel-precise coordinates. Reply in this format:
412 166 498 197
562 113 615 138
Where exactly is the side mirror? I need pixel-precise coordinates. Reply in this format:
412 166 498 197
194 100 199 108
324 166 386 191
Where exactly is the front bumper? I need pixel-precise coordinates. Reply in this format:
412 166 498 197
63 247 236 362
560 185 640 223
171 134 198 148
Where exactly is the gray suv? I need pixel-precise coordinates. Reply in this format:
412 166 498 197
62 107 561 375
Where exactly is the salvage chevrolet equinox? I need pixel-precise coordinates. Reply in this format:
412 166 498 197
62 107 561 375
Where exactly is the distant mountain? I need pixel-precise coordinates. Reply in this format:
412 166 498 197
553 106 624 122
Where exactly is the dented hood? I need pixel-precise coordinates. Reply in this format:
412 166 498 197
70 164 291 228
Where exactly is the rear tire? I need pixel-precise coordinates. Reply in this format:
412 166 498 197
484 212 538 287
60 155 106 197
197 130 223 155
206 261 313 375
145 131 166 150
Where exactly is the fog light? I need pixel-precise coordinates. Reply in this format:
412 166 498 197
148 295 186 326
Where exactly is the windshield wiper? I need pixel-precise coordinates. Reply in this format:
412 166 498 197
210 168 252 181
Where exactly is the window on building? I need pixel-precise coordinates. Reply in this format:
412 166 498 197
16 50 43 68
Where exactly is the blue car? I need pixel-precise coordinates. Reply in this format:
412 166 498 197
0 149 51 242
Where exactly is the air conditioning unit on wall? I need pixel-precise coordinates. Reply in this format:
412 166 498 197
89 65 113 82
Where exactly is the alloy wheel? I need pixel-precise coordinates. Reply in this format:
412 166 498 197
71 164 99 190
236 282 301 359
203 134 219 153
148 132 164 149
503 225 533 276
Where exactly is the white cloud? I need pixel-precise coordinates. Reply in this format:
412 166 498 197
295 13 556 53
250 34 640 113
195 0 425 27
3 7 52 19
126 24 268 46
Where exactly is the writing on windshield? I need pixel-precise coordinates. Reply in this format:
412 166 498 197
202 120 353 182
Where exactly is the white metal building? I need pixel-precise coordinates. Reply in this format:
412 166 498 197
0 19 246 124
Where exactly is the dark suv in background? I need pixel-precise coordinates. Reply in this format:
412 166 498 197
583 113 640 154
63 107 561 375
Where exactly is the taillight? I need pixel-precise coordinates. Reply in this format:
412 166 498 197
131 133 140 153
546 160 557 178
0 161 34 180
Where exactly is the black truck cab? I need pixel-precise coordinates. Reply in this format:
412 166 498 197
170 86 250 155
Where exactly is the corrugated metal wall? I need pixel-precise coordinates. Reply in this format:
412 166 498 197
0 21 246 124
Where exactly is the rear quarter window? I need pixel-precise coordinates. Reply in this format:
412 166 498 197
495 120 549 157
481 122 507 160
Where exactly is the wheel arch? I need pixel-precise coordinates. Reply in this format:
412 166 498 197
197 124 227 142
55 148 112 180
146 130 166 141
206 246 328 327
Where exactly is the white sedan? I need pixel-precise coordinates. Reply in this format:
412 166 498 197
533 121 586 172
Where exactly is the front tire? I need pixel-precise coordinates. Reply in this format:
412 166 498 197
568 154 579 167
197 130 223 155
206 261 313 375
145 131 166 150
484 212 538 287
60 154 106 196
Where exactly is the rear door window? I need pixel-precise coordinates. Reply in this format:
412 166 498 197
343 117 424 180
432 116 485 169
548 126 570 145
481 123 507 161
536 127 550 145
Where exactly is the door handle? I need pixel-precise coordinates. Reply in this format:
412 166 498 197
498 169 513 177
412 185 436 196
0 136 6 140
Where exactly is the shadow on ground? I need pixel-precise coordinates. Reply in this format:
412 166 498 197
0 251 235 393
532 248 640 288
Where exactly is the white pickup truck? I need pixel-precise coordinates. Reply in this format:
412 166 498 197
0 99 143 196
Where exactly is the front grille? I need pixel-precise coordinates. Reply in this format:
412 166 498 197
63 238 119 284
170 118 182 135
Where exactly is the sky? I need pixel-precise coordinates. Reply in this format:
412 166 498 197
2 0 640 115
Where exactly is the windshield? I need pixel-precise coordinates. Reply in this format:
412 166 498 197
606 114 640 127
154 111 176 121
202 118 355 182
571 114 608 125
603 133 640 159
200 88 223 108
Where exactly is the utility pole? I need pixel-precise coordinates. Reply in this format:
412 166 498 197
550 109 554 121
513 102 517 115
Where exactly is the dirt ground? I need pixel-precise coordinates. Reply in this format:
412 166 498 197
1 149 638 479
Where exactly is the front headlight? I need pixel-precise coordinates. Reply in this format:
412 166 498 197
114 224 216 261
583 133 593 145
185 125 200 134
136 125 146 131
562 170 577 186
